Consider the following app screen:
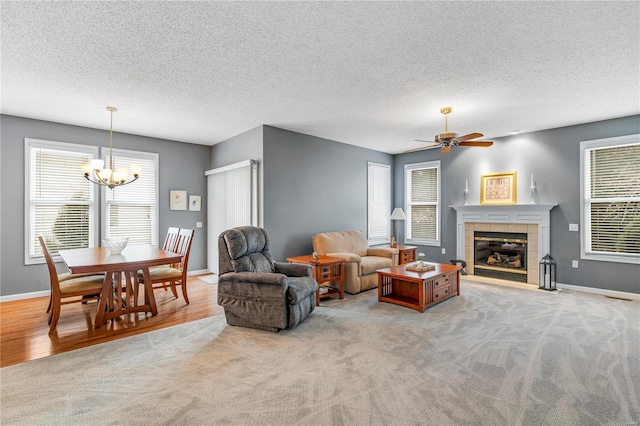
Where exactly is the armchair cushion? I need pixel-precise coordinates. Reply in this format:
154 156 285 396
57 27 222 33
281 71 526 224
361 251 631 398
312 230 369 257
360 256 393 276
326 252 362 263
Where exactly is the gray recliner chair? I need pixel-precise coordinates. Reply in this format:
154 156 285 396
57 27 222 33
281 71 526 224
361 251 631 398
217 226 318 332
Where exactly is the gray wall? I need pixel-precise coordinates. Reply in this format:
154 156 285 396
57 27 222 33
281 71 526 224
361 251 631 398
394 115 640 294
0 115 210 297
263 125 393 261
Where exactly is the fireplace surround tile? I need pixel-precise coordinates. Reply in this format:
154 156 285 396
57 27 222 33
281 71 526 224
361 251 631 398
452 204 557 286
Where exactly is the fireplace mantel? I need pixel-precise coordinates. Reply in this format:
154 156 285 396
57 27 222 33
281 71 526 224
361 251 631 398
450 204 557 282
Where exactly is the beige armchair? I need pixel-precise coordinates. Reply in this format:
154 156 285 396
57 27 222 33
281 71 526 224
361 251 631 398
312 230 398 294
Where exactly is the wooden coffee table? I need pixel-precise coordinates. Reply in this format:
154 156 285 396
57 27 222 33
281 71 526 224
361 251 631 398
377 262 461 313
287 255 344 306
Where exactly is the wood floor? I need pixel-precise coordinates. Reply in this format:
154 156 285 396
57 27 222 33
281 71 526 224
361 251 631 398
0 276 224 368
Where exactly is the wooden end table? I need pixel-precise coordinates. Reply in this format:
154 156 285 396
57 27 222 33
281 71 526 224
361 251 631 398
377 262 461 313
287 255 344 306
379 244 417 265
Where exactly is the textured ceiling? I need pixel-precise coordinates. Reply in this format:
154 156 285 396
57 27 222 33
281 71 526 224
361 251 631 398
1 2 638 154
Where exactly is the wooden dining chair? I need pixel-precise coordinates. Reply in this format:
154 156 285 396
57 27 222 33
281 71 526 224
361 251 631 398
144 228 195 304
38 236 106 335
153 227 181 297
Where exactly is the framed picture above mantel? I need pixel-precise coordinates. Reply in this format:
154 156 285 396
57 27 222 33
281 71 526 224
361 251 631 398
480 171 517 205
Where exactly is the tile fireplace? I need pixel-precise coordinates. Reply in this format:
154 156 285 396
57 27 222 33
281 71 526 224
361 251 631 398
451 204 557 285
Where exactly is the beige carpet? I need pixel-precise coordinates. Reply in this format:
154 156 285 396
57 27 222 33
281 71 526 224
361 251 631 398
1 280 638 425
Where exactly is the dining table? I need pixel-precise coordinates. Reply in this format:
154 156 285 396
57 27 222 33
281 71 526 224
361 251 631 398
58 245 183 328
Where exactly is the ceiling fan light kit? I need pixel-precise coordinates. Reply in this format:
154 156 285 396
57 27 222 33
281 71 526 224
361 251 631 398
408 107 494 155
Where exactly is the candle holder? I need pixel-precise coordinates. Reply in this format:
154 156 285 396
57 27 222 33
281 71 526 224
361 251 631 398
464 189 469 205
530 185 536 204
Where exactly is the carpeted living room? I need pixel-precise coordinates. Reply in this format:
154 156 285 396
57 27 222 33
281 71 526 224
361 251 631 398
1 2 639 426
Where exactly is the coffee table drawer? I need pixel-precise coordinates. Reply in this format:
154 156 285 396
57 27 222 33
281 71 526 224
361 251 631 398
433 273 451 290
433 285 452 303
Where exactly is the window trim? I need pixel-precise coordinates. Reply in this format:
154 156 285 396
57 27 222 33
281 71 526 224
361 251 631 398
404 160 441 246
580 133 640 264
367 162 391 245
24 138 99 265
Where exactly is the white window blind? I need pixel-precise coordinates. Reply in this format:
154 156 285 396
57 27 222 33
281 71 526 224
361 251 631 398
25 139 98 264
405 161 440 245
206 160 259 274
368 162 391 244
102 148 159 247
581 134 640 264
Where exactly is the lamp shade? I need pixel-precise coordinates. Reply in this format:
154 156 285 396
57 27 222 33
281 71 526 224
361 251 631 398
390 208 407 220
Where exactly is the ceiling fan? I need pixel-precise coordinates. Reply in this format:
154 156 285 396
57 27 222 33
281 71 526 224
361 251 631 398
407 107 493 155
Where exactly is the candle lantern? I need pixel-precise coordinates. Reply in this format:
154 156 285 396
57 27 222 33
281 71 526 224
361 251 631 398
538 254 557 291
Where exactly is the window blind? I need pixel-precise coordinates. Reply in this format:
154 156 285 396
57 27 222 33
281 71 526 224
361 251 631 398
102 148 158 246
206 160 258 274
405 161 440 245
25 139 97 262
367 162 391 243
585 142 640 256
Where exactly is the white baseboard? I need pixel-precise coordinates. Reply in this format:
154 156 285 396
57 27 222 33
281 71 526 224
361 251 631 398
557 282 639 301
1 269 214 303
0 290 51 303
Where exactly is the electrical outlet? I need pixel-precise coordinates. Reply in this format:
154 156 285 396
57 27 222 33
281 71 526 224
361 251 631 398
441 248 446 254
572 260 579 268
569 223 579 231
196 222 203 228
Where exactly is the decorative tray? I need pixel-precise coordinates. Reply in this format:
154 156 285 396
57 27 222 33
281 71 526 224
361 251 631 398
405 262 435 273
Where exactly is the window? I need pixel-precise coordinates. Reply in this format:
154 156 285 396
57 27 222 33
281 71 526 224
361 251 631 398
367 162 391 244
405 161 440 246
102 148 159 247
580 134 640 264
25 139 98 264
24 139 160 265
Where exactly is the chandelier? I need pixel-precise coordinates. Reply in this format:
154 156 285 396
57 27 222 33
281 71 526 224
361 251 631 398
81 106 140 189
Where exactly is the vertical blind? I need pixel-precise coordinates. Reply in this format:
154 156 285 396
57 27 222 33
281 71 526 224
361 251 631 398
585 142 640 255
102 148 158 246
207 160 258 274
367 162 391 243
405 161 440 243
26 139 97 261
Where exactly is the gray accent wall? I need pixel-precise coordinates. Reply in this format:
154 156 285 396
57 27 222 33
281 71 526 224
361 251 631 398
394 115 640 294
262 125 393 261
0 115 210 297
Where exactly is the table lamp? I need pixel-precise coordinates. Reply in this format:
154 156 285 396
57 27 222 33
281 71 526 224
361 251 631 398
390 208 407 247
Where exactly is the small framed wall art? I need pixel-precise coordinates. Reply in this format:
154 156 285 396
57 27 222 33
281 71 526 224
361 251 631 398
170 190 187 210
189 195 201 211
480 171 517 205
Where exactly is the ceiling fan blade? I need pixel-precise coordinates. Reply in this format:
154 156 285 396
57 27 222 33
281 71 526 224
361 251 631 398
413 139 436 143
453 132 483 143
457 141 494 147
404 144 441 153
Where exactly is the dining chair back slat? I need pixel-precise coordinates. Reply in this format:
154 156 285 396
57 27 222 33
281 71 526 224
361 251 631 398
163 227 180 252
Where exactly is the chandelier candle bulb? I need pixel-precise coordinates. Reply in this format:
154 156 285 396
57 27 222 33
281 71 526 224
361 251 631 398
465 179 468 191
531 173 534 187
